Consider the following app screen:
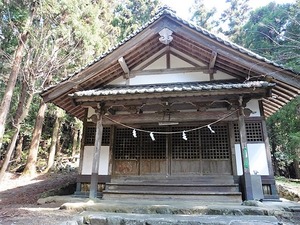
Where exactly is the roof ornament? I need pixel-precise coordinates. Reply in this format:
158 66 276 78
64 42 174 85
159 28 173 45
157 5 176 15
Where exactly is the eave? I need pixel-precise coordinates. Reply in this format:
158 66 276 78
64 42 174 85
41 9 300 120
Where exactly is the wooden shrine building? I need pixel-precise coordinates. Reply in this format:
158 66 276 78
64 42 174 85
41 8 300 201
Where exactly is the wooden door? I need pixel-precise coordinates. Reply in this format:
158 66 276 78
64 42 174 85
113 127 167 176
170 127 201 175
170 125 232 175
113 128 140 175
139 128 167 175
200 124 232 175
113 124 232 176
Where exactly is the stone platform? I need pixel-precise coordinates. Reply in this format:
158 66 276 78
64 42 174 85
38 196 300 224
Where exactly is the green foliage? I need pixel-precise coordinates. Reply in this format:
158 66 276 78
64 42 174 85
0 1 28 96
267 97 300 176
236 2 299 72
218 0 251 39
190 0 218 30
112 0 161 41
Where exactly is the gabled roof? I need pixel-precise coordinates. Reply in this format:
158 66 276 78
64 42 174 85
41 7 300 120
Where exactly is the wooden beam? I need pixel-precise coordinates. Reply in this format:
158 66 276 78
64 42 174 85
273 79 300 94
263 99 282 109
274 85 298 98
102 110 238 125
72 88 267 104
174 25 300 88
209 51 217 71
118 57 130 79
262 100 280 112
272 89 293 101
130 67 209 76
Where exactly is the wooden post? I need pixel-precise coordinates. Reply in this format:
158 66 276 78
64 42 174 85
238 102 254 200
89 106 104 199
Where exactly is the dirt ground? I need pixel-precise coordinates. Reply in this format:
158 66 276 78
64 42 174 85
1 172 300 225
0 172 80 225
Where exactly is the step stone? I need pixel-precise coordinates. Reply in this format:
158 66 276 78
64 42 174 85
81 212 279 225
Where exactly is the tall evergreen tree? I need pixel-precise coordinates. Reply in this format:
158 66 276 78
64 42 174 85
235 3 295 67
218 0 251 40
190 0 218 31
235 1 300 178
112 0 160 41
0 1 36 151
23 0 120 176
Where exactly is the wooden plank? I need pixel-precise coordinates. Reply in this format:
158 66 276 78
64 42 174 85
77 175 111 183
202 160 232 174
114 160 139 175
129 67 209 76
102 111 238 125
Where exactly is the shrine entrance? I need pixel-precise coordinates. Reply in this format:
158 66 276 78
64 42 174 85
113 124 232 176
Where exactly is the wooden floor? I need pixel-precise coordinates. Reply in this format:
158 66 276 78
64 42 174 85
103 175 242 202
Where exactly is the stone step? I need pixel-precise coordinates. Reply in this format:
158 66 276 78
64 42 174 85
81 212 279 225
102 191 242 202
106 183 239 192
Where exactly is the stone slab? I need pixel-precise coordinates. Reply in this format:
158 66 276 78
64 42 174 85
80 212 280 225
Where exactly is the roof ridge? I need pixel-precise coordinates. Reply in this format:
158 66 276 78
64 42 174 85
43 5 298 94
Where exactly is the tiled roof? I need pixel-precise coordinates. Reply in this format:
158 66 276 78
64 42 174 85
45 7 297 92
70 81 275 97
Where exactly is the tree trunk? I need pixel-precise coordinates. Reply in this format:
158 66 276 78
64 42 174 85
71 128 79 157
56 131 62 156
22 99 47 176
44 110 61 173
0 79 34 181
293 159 300 179
15 135 23 163
0 3 36 150
77 127 83 155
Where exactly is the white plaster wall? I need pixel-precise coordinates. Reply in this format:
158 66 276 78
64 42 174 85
235 144 243 176
81 146 110 175
248 143 269 175
132 72 209 85
110 50 235 86
87 107 95 122
144 55 166 70
214 71 235 80
170 54 193 68
235 143 269 176
246 99 261 117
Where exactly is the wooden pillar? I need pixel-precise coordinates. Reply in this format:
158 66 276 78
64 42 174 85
89 107 104 199
238 105 254 200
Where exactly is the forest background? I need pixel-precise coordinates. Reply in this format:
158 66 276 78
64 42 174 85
0 0 299 180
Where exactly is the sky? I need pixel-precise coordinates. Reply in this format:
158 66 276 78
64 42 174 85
160 0 297 20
